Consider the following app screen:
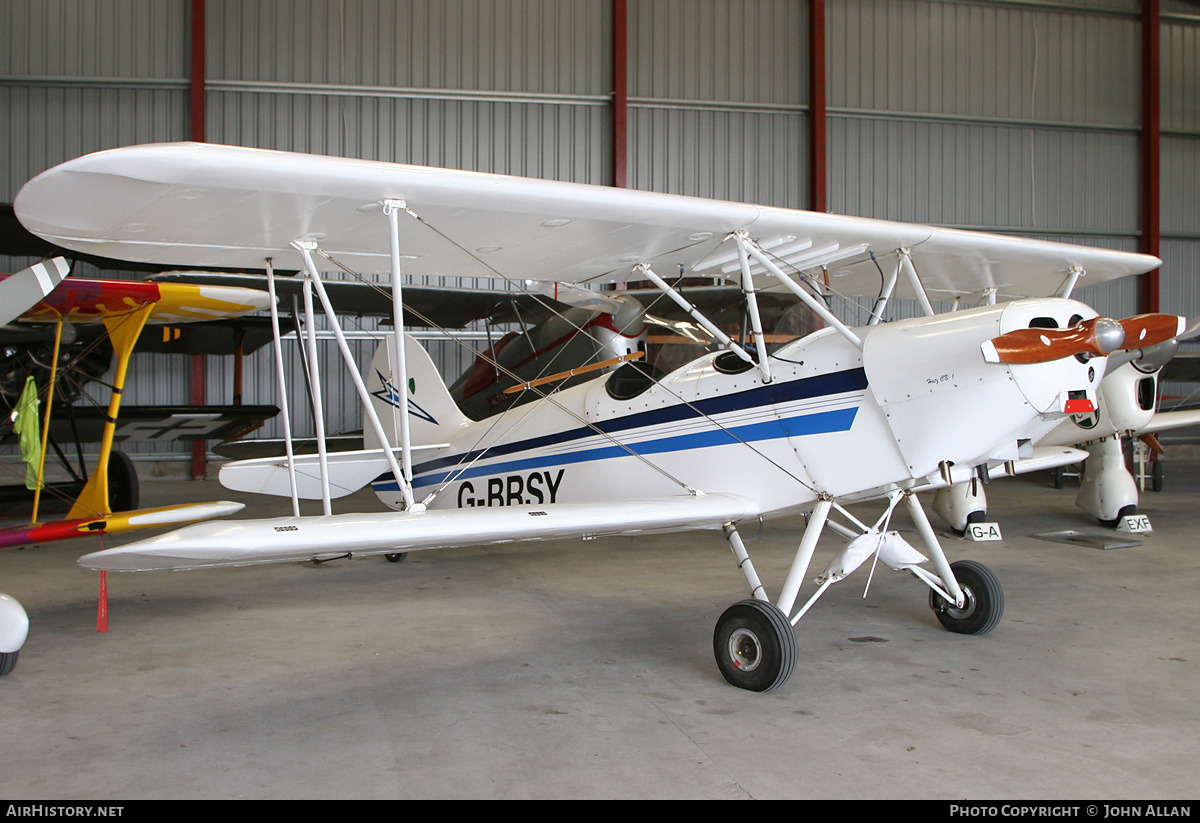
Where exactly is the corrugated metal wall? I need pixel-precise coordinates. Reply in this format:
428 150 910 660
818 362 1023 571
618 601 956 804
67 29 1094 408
204 0 611 179
1162 1 1200 319
1 0 1197 468
829 0 1142 321
627 0 808 205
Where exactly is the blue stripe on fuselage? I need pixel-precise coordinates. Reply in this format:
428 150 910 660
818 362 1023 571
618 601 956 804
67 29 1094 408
375 367 868 492
408 366 868 479
396 405 858 490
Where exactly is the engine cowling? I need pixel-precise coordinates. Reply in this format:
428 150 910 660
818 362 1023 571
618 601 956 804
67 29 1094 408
861 298 1104 481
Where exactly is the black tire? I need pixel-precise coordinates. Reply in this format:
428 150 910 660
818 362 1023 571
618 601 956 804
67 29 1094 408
107 450 139 512
384 552 407 563
951 509 985 538
0 650 17 676
1099 504 1137 529
1152 460 1164 493
713 599 797 692
1052 467 1064 489
929 560 1004 635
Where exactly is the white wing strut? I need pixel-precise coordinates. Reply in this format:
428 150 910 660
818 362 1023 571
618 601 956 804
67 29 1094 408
295 243 332 515
636 263 754 363
735 236 864 350
384 199 417 511
293 240 418 513
869 255 902 325
732 233 772 383
1060 266 1085 299
264 258 300 517
898 248 936 317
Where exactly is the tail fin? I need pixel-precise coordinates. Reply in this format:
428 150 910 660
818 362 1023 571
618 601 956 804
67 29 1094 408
364 334 468 451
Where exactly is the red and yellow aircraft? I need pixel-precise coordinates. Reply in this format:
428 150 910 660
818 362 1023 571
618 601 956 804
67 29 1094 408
0 258 274 675
0 261 273 548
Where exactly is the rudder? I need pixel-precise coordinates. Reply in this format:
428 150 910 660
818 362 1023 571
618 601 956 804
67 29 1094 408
364 334 469 451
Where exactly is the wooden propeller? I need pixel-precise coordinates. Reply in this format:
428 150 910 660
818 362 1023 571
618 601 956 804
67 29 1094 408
982 314 1185 365
1118 314 1187 351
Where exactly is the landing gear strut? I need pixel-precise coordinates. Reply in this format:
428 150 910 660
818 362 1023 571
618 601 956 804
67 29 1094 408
714 491 1004 692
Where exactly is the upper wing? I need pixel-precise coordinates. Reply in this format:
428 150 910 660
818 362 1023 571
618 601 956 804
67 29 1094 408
149 270 794 329
14 276 272 324
16 142 1159 301
148 270 569 327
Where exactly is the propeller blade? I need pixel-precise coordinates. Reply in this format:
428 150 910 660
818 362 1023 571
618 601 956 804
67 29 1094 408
1118 314 1187 350
984 313 1187 366
982 317 1125 364
1139 433 1165 456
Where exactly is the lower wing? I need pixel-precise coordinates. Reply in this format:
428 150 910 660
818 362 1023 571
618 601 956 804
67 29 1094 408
0 501 245 550
79 493 760 572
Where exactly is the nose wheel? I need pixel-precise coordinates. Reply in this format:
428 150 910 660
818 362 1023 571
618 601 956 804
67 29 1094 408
713 599 797 692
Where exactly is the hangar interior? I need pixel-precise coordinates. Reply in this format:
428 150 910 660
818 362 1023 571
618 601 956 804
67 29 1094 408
0 0 1198 800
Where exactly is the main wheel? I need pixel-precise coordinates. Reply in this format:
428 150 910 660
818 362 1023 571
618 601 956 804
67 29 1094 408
107 450 139 512
713 599 797 692
384 552 407 563
929 560 1004 635
0 651 17 676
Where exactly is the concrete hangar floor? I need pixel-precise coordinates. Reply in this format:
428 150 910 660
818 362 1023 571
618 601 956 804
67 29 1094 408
0 461 1197 800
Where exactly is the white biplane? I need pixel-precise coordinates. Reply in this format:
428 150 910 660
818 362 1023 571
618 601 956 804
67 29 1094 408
13 142 1183 691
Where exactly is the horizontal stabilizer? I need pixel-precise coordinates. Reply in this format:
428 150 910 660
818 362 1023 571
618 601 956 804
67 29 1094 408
79 492 761 571
218 445 449 499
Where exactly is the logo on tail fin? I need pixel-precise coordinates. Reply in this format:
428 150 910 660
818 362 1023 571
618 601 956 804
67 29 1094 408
372 370 439 425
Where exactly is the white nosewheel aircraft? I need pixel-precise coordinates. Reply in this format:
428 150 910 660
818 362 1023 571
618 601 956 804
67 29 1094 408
14 143 1182 691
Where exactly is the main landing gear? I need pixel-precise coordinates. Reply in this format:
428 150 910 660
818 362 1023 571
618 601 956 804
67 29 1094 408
715 490 1004 692
928 559 1004 635
713 599 798 692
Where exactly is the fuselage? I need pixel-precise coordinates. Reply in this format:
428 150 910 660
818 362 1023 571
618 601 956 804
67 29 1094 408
370 297 1105 518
